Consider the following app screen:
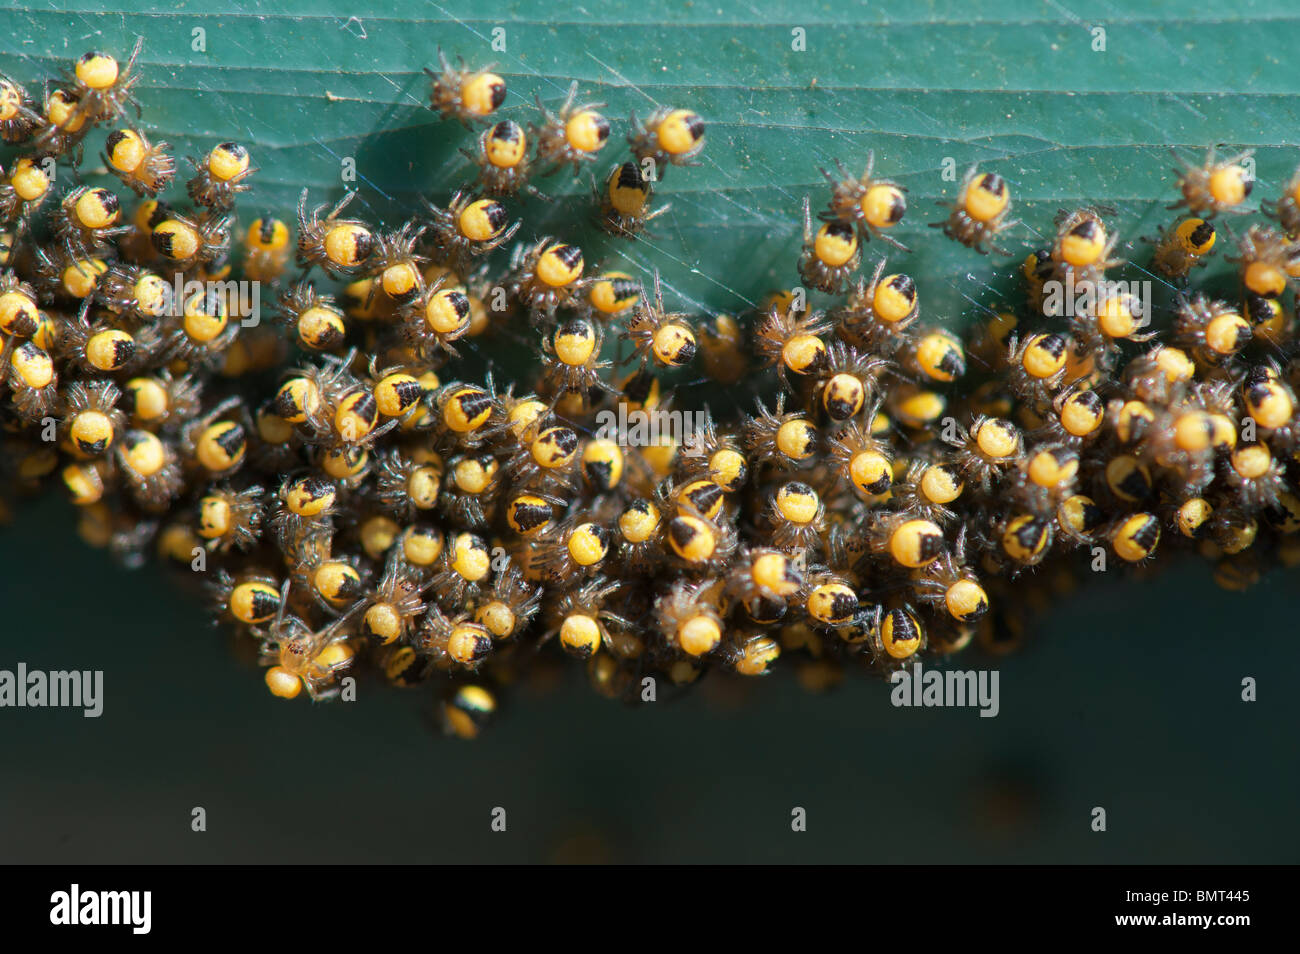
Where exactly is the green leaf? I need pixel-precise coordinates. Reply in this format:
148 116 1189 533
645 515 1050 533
4 0 1299 325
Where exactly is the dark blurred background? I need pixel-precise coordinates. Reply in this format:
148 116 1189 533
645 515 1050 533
1 492 1296 863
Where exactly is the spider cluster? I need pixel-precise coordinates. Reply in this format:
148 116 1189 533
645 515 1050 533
4 44 1300 740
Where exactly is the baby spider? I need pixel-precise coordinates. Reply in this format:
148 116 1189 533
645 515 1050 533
60 379 126 460
627 107 705 176
656 577 728 658
1172 294 1250 367
54 186 128 260
115 428 184 513
578 436 626 496
540 315 616 402
31 88 93 159
400 278 475 360
930 165 1018 254
1227 223 1299 300
96 264 171 324
3 339 58 422
260 601 358 701
0 157 54 233
1044 382 1106 447
754 302 830 386
0 73 42 142
944 415 1024 493
270 472 338 563
0 273 41 338
242 216 293 285
160 285 240 368
33 247 111 305
424 190 519 274
531 81 611 176
582 271 641 323
187 141 256 211
367 220 428 305
721 631 783 677
122 369 202 430
181 397 256 478
498 421 581 495
596 160 671 239
1149 217 1216 280
196 483 264 554
296 188 374 278
673 408 748 491
813 343 889 422
1048 207 1122 279
1107 513 1162 566
463 119 537 197
373 448 443 518
725 547 805 625
431 531 495 609
912 527 989 624
868 510 946 571
472 564 542 641
1005 331 1073 408
992 511 1054 573
425 49 506 126
297 551 367 617
1223 443 1288 510
432 378 502 449
1262 163 1300 236
665 501 738 572
819 152 910 251
744 393 821 471
356 549 435 647
831 258 919 355
441 684 497 739
1056 494 1105 549
543 576 629 659
390 523 446 580
209 570 283 629
1169 145 1254 217
420 606 495 670
621 270 696 369
826 418 894 500
904 328 966 384
508 236 587 321
798 195 860 293
765 479 827 554
439 451 503 527
151 209 232 272
276 281 347 353
608 495 663 571
102 128 175 197
1240 364 1298 451
63 39 145 125
890 457 965 524
61 299 156 375
800 566 862 631
1006 444 1080 518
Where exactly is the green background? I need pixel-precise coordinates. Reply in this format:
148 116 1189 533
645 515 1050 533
4 0 1300 316
1 0 1299 862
